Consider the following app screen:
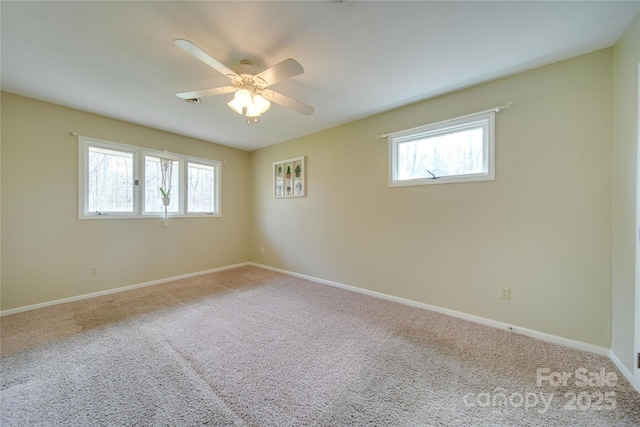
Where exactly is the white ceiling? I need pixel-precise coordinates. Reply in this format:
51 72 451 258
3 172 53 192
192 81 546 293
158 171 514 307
1 1 638 151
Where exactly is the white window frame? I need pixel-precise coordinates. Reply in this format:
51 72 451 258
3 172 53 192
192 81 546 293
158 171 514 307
388 110 495 187
78 136 221 219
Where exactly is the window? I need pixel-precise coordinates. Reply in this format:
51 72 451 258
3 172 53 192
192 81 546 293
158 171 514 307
187 162 216 213
389 111 495 186
144 155 180 214
87 146 136 213
79 136 221 219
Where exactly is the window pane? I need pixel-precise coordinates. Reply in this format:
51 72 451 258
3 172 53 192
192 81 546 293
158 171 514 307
188 162 215 213
88 147 134 212
397 127 484 180
145 156 179 213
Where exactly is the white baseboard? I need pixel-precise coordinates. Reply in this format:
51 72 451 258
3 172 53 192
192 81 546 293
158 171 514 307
609 349 637 390
0 262 251 317
251 262 611 358
1 261 617 368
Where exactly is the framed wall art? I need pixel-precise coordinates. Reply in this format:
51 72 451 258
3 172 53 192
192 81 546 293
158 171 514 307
273 156 305 198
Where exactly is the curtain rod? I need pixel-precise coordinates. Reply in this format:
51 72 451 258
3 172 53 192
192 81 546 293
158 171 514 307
374 101 513 139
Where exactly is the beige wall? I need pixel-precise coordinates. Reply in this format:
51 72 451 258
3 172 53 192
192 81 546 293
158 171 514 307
1 92 251 310
250 49 614 348
1 36 631 352
612 13 639 375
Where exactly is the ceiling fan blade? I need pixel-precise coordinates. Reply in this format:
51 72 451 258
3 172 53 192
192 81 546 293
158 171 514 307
176 86 236 99
174 39 238 79
263 90 314 116
255 58 304 87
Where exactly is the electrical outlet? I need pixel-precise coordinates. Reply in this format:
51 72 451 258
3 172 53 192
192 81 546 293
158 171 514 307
260 247 265 254
89 267 98 276
499 287 510 300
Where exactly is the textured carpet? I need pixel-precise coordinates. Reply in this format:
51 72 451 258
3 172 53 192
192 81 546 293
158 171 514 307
1 266 639 426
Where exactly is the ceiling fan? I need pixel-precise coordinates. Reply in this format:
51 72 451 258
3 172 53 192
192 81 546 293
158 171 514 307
174 39 314 124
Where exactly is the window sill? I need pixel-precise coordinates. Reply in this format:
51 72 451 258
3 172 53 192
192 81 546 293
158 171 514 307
78 213 221 220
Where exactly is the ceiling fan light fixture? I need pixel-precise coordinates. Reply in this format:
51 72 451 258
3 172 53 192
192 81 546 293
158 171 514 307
229 91 268 124
246 102 261 118
245 100 261 125
227 98 245 115
233 88 252 107
253 94 271 114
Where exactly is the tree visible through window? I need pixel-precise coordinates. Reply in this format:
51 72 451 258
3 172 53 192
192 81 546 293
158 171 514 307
145 155 179 213
188 162 215 213
397 127 484 180
389 111 495 187
79 136 221 218
88 147 134 213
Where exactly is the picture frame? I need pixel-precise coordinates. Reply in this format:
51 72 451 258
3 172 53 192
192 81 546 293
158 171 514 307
273 156 305 198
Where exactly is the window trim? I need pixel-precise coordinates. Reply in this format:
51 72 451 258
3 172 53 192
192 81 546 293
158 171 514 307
78 136 221 219
388 110 495 187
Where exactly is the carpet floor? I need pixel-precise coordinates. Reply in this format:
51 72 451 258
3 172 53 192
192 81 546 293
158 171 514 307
1 266 639 426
